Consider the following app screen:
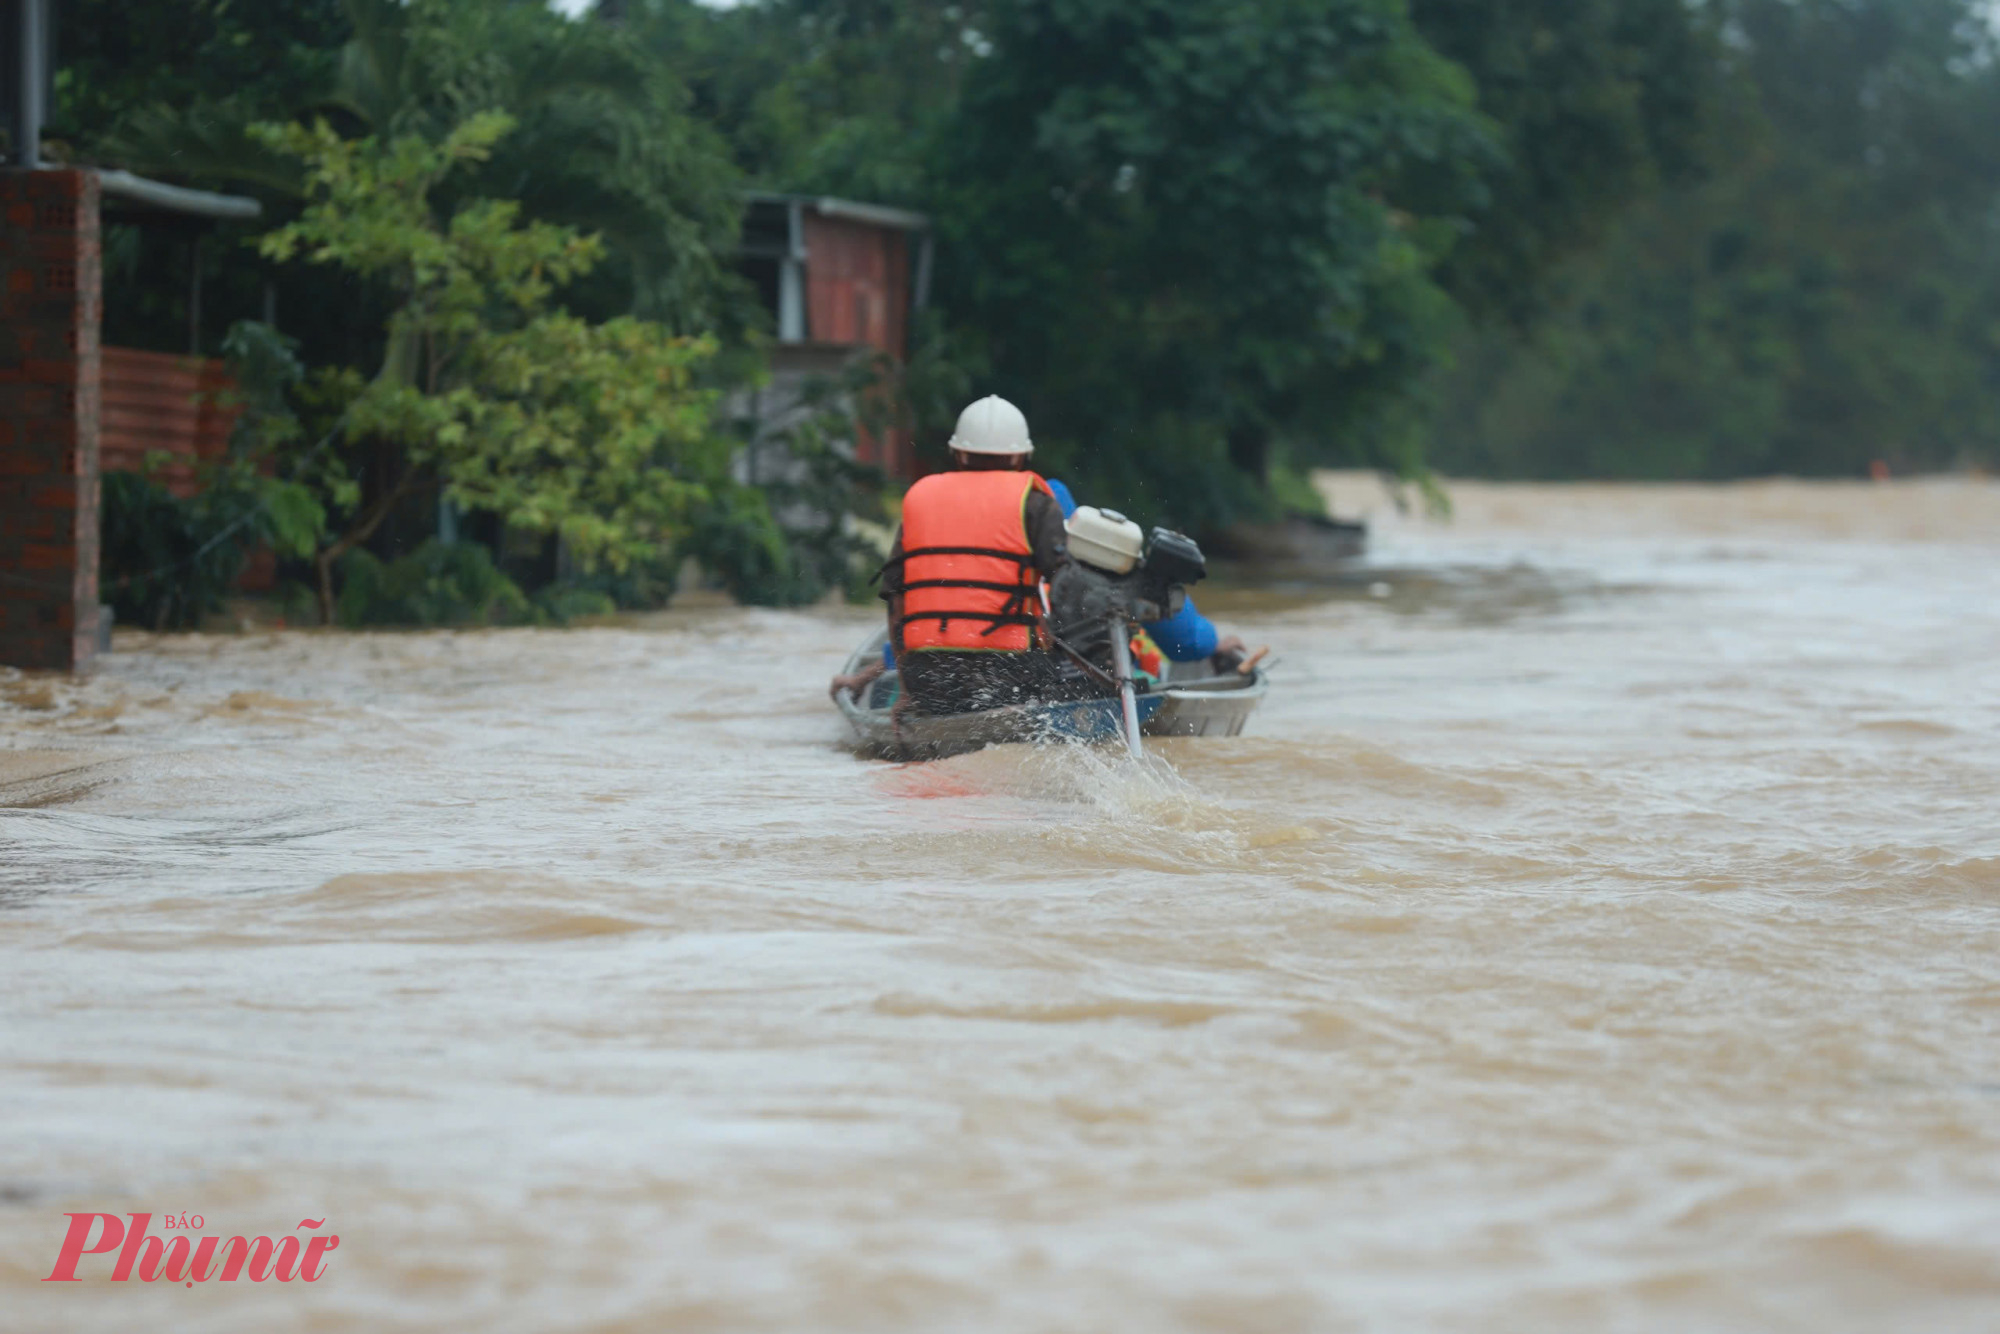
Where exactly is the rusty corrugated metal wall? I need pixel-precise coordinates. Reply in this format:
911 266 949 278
99 346 238 497
98 346 273 591
801 213 913 479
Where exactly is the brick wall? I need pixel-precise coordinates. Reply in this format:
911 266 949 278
0 169 101 672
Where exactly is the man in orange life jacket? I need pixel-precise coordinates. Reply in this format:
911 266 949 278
874 395 1076 715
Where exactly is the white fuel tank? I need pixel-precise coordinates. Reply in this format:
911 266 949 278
1065 506 1144 574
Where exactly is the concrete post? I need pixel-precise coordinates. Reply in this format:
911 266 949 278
0 168 101 671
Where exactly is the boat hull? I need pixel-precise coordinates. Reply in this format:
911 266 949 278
832 633 1267 760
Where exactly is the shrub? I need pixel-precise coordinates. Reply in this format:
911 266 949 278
100 470 270 631
335 540 532 628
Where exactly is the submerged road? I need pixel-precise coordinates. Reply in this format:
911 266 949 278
3 478 1999 1332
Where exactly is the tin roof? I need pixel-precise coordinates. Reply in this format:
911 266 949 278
742 192 929 233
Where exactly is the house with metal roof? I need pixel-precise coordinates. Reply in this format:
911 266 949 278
734 192 932 483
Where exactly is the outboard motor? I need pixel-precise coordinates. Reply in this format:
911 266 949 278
1051 508 1207 662
1048 507 1207 757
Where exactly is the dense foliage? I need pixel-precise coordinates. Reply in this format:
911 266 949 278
333 539 626 627
928 0 1493 531
254 112 731 621
1425 0 2000 478
98 469 297 632
72 0 744 334
60 0 2000 617
1409 0 1718 324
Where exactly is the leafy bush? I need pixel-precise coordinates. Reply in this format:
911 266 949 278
99 471 265 631
543 554 679 614
335 541 532 628
335 540 629 627
99 465 321 631
533 585 618 624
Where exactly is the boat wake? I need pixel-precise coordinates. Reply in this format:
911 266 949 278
875 733 1196 818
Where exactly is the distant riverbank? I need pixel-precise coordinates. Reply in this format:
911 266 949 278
1317 470 2000 545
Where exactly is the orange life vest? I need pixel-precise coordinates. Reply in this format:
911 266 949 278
895 469 1053 653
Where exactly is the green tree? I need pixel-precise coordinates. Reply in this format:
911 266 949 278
1424 0 2000 479
255 112 729 621
51 0 348 158
633 0 990 205
87 0 743 350
931 0 1494 531
1409 0 1718 324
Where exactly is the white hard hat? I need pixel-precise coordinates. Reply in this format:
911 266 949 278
948 395 1033 456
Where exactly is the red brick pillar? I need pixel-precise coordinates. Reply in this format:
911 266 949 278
0 169 100 671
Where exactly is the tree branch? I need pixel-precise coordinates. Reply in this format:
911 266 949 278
313 464 428 624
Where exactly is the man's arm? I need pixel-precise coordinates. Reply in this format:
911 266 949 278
879 528 905 652
832 529 904 699
1023 490 1068 579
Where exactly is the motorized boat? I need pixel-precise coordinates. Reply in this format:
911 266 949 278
831 628 1269 761
838 505 1268 760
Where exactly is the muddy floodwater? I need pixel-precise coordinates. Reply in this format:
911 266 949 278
4 477 1999 1333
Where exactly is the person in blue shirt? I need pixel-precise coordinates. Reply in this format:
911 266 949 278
1044 477 1245 670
